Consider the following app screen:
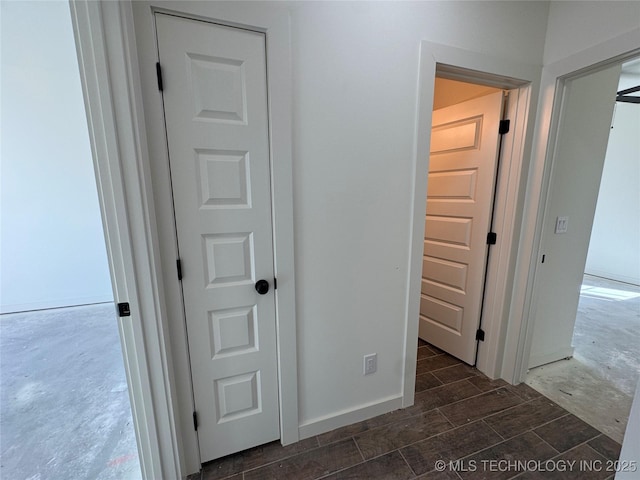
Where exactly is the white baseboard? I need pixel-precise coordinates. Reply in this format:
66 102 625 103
584 269 640 287
0 295 114 314
298 395 403 439
528 346 575 370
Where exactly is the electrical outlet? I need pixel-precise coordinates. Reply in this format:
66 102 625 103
363 353 377 375
555 216 569 234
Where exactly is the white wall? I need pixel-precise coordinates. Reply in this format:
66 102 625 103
0 1 112 313
129 1 548 434
585 97 640 286
543 1 640 65
287 1 550 427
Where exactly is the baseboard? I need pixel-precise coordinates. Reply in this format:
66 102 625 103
584 270 640 287
528 346 575 369
0 295 114 314
298 395 403 439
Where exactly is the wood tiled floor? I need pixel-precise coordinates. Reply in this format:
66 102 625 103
192 341 622 480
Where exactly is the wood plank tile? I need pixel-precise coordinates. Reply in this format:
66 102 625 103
457 431 557 480
241 437 320 471
244 439 362 480
400 420 502 476
317 405 427 446
418 346 439 359
416 354 461 375
587 434 621 462
354 409 453 460
201 437 320 479
432 364 479 385
414 379 483 412
201 453 244 480
425 344 446 355
507 383 543 401
534 414 600 453
466 375 509 393
515 444 610 480
416 469 461 479
483 396 567 439
438 388 523 426
323 451 414 480
415 372 443 393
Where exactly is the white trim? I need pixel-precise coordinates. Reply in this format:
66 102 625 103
0 296 113 315
406 41 541 403
298 396 403 439
130 1 297 473
70 1 181 478
502 28 640 384
584 270 640 287
476 84 532 377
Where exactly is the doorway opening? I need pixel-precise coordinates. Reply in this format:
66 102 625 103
413 62 532 384
418 76 505 367
525 57 640 444
0 2 141 478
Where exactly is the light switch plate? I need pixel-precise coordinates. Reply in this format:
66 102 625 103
363 353 377 375
555 216 569 234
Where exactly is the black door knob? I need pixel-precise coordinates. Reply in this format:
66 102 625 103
255 279 269 295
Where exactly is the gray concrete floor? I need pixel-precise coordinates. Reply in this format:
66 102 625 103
526 274 640 443
1 303 141 480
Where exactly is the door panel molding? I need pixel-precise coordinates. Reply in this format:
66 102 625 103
155 14 280 461
420 91 504 365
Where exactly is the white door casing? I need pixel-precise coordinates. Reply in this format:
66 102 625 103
156 14 279 461
527 64 622 369
420 91 504 364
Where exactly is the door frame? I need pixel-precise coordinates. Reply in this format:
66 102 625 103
71 1 297 477
503 29 640 384
405 41 540 404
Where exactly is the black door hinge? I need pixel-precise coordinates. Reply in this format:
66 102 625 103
156 62 164 91
487 232 497 245
274 278 277 290
499 119 510 135
177 259 183 280
193 411 198 431
117 302 131 317
476 329 485 341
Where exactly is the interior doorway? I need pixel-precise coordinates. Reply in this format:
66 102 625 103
0 2 141 478
525 57 640 443
415 64 532 376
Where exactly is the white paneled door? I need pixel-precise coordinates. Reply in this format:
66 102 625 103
420 91 504 364
156 14 279 462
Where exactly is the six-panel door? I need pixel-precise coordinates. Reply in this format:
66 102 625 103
420 91 504 364
156 13 279 462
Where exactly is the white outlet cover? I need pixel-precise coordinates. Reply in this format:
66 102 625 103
363 353 377 375
555 216 569 234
